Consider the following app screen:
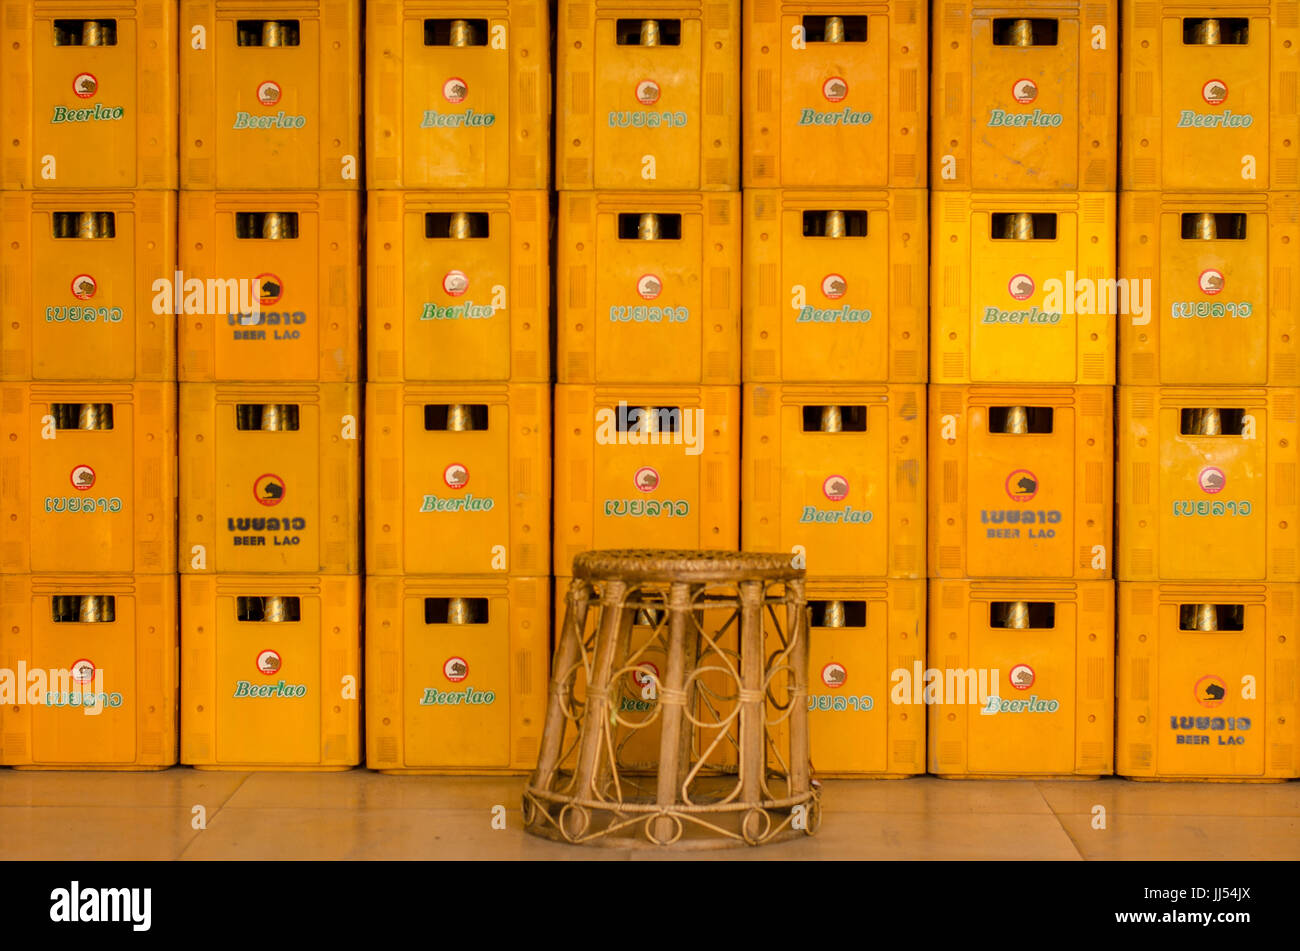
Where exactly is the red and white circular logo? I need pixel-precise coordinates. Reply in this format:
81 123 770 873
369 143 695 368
1008 274 1035 301
1005 469 1038 502
254 473 286 506
634 466 659 492
256 649 282 676
70 465 96 491
73 73 98 99
257 273 284 306
443 463 469 489
821 274 847 300
1012 78 1039 104
1009 664 1035 690
822 76 848 102
71 659 96 684
257 81 282 106
444 656 469 682
636 274 662 300
71 275 97 300
822 475 849 501
1198 466 1225 494
821 662 847 689
1199 269 1225 295
443 270 469 297
443 77 468 103
635 80 660 105
1195 674 1227 708
1202 79 1228 105
632 662 659 689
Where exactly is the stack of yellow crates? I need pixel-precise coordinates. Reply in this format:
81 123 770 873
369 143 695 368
742 3 928 776
0 6 178 769
176 4 362 770
1116 1 1300 780
363 3 552 774
928 2 1117 777
551 3 742 771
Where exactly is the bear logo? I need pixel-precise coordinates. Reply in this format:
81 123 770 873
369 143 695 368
1010 664 1036 690
1008 274 1035 300
823 474 849 502
821 663 847 688
1202 79 1228 105
1195 674 1228 707
822 273 848 300
1006 468 1039 502
71 275 97 300
253 474 286 506
634 466 660 492
1199 269 1225 295
443 77 469 103
443 270 469 297
70 465 96 491
1198 467 1226 494
444 656 469 682
822 77 848 102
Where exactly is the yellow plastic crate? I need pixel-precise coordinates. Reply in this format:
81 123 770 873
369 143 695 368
556 1 740 190
366 382 551 577
553 384 740 572
366 0 550 190
180 573 360 770
0 191 176 381
0 2 177 188
1118 582 1300 780
773 579 926 777
178 191 360 383
1121 1 1299 191
742 188 927 383
1120 192 1300 386
929 385 1112 580
931 191 1116 384
743 1 926 189
366 575 549 774
932 0 1117 190
179 383 360 574
367 190 549 382
179 1 361 189
557 191 741 385
742 383 925 579
1118 386 1300 582
0 383 175 574
0 574 176 769
928 579 1114 778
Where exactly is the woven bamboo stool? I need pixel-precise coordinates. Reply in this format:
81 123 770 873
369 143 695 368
524 550 819 848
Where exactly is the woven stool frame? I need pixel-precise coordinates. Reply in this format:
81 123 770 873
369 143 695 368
524 551 821 848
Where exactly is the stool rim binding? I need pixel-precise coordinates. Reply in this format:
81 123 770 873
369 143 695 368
573 549 804 583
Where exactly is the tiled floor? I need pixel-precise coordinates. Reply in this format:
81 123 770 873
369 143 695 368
0 770 1295 860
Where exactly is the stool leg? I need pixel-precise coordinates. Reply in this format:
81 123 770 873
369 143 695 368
594 593 637 798
531 578 592 791
564 580 629 838
786 579 811 798
738 580 765 826
674 604 702 790
652 581 693 843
